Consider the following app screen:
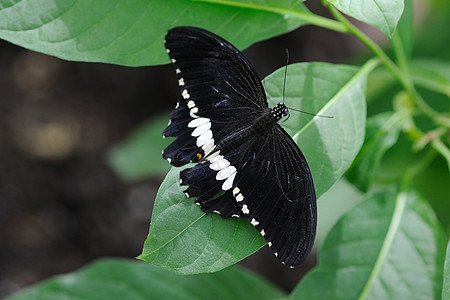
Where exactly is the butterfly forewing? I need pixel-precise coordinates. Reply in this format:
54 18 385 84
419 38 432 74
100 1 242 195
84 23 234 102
162 26 317 267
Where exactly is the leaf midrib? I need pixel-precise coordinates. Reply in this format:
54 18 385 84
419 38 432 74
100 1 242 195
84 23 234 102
358 191 408 299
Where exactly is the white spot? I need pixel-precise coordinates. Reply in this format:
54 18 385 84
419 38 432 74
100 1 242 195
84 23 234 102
162 135 166 139
167 158 171 163
250 218 259 226
182 89 190 99
261 229 265 236
235 193 244 202
164 39 166 44
196 130 213 147
176 68 181 74
222 172 236 190
187 100 195 108
180 179 183 184
185 192 190 198
161 150 164 154
242 204 250 214
201 138 215 155
171 58 176 63
178 78 185 86
232 214 239 218
190 110 200 119
216 166 236 180
213 210 220 214
166 48 170 53
195 202 200 206
188 117 210 128
191 121 211 137
289 266 295 269
274 252 278 257
268 242 272 247
233 187 240 195
167 120 171 126
210 157 230 171
175 102 179 109
207 151 220 161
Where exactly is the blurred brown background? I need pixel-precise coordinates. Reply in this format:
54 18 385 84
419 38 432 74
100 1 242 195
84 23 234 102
0 7 372 298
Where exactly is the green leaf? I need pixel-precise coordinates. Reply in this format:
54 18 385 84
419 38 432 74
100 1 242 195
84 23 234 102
6 258 285 300
290 188 447 300
443 240 450 300
138 167 266 274
346 112 402 192
265 61 374 196
327 0 404 37
140 61 373 274
410 58 450 97
0 0 311 66
107 113 171 181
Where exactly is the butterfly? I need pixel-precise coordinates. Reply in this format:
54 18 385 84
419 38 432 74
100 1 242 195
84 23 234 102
162 26 316 267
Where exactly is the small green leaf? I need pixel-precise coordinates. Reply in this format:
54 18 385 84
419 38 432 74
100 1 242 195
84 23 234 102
290 188 447 300
139 167 266 274
443 240 450 299
346 112 402 192
327 0 404 37
410 58 450 97
140 61 373 274
107 113 171 181
0 0 310 66
6 258 285 300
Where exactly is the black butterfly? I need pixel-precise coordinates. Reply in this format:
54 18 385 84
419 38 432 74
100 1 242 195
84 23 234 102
162 26 316 267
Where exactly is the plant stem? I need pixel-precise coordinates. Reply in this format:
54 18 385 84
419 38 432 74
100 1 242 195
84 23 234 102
431 138 450 172
401 148 437 190
328 5 450 128
391 32 409 74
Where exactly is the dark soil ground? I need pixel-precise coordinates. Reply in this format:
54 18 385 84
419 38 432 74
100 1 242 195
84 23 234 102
0 17 367 298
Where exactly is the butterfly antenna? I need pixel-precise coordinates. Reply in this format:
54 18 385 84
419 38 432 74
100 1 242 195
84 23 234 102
287 107 334 119
282 49 289 105
282 49 333 119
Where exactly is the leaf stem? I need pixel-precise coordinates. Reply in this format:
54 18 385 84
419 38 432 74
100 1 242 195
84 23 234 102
391 32 409 74
193 0 347 33
328 5 450 128
431 138 450 172
401 148 437 190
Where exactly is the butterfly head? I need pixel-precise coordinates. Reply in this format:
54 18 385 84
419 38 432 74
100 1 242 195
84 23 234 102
271 102 289 122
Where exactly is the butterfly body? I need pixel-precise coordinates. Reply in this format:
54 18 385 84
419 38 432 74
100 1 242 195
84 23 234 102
162 26 316 267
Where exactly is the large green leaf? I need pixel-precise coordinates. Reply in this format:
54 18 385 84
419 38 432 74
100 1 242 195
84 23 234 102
346 112 402 192
107 113 171 181
443 240 450 300
139 61 373 274
6 258 285 300
0 0 311 66
291 188 447 300
327 0 404 37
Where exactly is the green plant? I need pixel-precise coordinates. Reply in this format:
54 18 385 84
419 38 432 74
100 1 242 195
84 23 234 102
2 0 449 299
